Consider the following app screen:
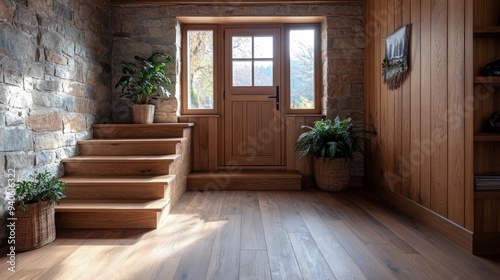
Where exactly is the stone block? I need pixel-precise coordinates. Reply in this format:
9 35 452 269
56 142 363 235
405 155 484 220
28 63 45 79
7 87 32 109
74 97 96 115
154 98 178 113
2 128 33 152
33 91 63 108
55 65 74 79
27 111 63 131
154 112 178 123
5 110 25 126
53 1 74 22
3 68 23 87
326 16 363 29
62 113 86 133
329 4 364 16
40 31 74 56
328 49 364 60
24 76 34 91
36 80 64 92
45 49 68 65
6 152 34 169
0 24 36 61
330 59 363 75
332 37 364 50
330 84 352 97
34 131 65 151
68 83 86 97
35 150 57 166
13 7 38 35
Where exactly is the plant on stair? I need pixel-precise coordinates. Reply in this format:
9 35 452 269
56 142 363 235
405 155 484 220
115 52 173 124
12 170 66 251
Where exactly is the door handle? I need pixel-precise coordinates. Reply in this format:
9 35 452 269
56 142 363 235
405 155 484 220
268 86 280 110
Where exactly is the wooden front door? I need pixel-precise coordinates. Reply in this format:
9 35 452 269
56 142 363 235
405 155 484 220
223 28 283 166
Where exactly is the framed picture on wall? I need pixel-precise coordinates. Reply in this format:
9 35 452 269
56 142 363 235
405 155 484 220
382 24 410 90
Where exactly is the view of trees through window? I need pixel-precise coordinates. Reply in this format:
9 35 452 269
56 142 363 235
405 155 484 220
187 30 214 109
289 29 315 109
232 36 274 87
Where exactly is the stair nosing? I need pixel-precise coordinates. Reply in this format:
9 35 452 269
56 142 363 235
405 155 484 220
55 198 170 213
62 155 180 162
60 175 175 184
78 138 187 144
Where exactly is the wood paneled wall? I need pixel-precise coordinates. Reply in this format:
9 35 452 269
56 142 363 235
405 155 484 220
364 0 473 231
178 116 219 171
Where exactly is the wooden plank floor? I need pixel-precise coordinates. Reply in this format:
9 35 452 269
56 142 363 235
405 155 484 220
1 190 500 280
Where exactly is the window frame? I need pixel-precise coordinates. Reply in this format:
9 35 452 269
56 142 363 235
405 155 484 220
181 24 219 115
284 23 322 114
181 23 321 115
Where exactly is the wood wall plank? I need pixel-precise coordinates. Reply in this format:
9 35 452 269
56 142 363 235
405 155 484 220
401 0 411 198
447 0 466 226
429 0 448 217
178 116 219 171
409 0 421 203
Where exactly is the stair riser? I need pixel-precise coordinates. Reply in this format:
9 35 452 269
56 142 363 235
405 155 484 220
56 212 160 229
187 178 301 191
64 184 167 200
79 142 179 156
64 161 172 176
93 127 187 139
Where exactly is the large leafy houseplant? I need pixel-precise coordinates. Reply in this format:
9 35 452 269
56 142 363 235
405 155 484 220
15 170 67 211
115 53 173 104
295 117 364 192
295 116 363 160
14 170 66 251
115 53 173 123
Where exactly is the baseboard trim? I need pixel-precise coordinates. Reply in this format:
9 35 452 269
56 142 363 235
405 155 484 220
374 188 473 252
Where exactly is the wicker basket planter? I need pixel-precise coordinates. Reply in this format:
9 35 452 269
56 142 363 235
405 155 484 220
314 157 352 192
15 201 56 251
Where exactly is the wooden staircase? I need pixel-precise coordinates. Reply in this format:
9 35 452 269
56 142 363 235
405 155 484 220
55 123 193 229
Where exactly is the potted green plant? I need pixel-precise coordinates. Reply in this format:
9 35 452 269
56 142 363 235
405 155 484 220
115 52 173 124
295 117 364 191
14 170 67 251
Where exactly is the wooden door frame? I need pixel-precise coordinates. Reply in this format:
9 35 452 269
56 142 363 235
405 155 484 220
218 24 287 168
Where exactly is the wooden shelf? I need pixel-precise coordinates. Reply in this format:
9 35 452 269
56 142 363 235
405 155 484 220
474 133 500 142
475 190 500 199
473 76 500 84
474 26 500 38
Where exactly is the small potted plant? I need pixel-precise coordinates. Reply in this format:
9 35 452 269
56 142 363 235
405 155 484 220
14 170 66 251
295 117 364 191
115 52 173 124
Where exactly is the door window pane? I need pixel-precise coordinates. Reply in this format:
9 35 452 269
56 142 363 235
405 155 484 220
233 61 252 86
187 30 214 109
289 29 315 109
232 37 252 58
254 60 273 86
254 37 273 58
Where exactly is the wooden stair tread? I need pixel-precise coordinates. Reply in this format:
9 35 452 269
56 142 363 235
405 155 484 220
56 199 170 212
188 170 302 179
61 175 175 184
62 155 180 162
79 138 187 144
92 123 194 129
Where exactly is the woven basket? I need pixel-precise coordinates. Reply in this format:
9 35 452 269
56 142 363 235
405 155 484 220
15 201 56 251
314 157 352 191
